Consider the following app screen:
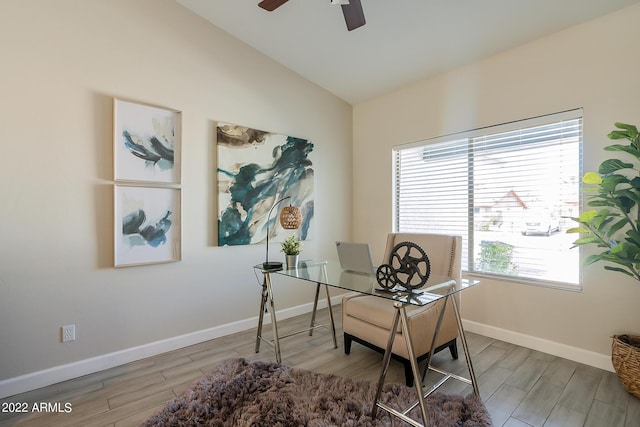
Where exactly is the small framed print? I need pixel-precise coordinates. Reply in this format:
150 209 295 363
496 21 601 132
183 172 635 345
114 184 181 267
114 98 181 184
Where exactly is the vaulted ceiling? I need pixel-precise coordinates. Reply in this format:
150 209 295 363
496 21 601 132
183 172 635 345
177 0 640 104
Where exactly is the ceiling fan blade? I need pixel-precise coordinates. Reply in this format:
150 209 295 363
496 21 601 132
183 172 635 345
258 0 289 12
341 0 366 31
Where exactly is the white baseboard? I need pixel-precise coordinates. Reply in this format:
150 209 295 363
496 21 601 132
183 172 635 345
0 299 330 399
462 319 614 373
2 304 614 399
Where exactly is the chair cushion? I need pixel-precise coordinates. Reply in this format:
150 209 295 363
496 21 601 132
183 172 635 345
342 293 458 358
342 294 423 332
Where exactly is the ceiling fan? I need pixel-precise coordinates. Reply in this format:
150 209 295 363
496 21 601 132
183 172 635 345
258 0 366 31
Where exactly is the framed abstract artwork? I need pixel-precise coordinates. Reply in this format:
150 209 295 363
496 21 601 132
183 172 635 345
114 184 181 267
114 98 181 184
216 122 314 246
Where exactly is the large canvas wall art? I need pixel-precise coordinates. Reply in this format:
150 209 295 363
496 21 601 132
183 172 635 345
115 185 181 267
217 122 314 246
114 98 181 184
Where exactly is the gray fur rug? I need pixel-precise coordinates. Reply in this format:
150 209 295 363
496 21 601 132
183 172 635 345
142 358 492 426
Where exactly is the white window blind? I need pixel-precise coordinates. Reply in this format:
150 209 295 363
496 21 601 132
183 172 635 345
394 110 582 288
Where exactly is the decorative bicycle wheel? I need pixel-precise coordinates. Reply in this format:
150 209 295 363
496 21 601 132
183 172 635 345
375 264 396 289
389 241 431 290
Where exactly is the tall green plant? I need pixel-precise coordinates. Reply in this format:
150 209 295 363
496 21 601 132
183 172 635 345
568 123 640 281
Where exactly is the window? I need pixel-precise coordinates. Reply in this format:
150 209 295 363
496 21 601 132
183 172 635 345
393 110 582 289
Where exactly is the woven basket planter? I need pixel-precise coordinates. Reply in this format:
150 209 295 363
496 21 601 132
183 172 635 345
612 335 640 399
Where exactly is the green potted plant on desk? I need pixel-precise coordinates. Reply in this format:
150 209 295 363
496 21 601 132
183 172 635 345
567 122 640 399
281 234 302 269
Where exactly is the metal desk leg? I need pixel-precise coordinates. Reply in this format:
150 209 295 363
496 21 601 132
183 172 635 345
309 283 321 336
265 272 282 364
324 285 338 348
373 302 429 427
308 282 337 348
308 263 337 347
399 303 429 426
319 263 337 348
421 297 450 383
255 276 268 354
451 293 479 396
372 305 401 418
255 271 282 364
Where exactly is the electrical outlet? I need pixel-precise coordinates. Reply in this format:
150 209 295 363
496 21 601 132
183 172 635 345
62 325 75 342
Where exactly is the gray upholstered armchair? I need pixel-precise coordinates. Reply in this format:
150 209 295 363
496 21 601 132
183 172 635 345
342 232 462 386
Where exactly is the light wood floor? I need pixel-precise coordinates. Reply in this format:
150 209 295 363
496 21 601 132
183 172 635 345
1 306 639 427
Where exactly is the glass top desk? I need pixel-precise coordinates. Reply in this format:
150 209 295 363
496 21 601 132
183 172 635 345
254 260 480 427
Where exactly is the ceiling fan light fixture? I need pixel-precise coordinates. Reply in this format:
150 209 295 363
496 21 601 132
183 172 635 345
260 0 364 31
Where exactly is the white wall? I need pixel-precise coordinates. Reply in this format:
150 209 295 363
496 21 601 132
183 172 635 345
353 4 640 370
0 0 352 395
